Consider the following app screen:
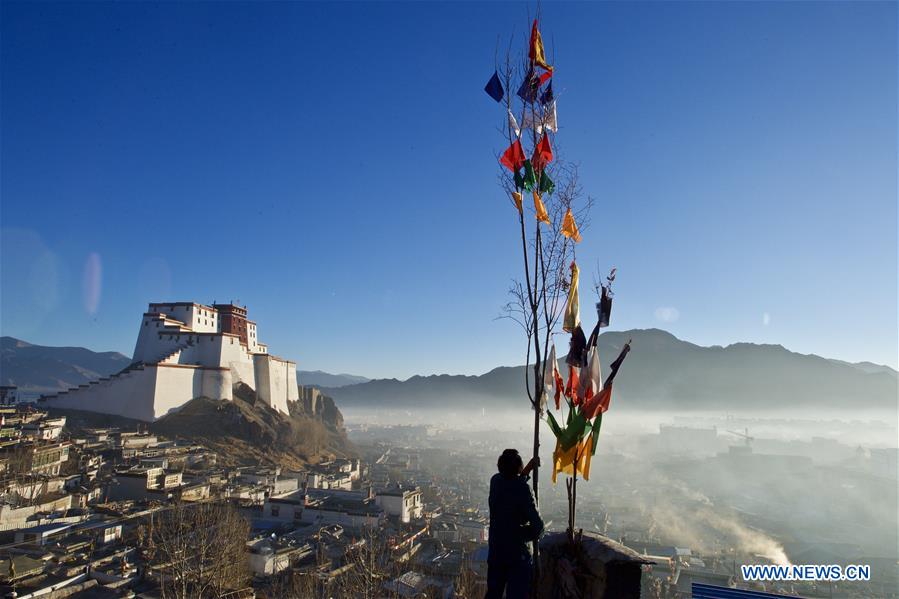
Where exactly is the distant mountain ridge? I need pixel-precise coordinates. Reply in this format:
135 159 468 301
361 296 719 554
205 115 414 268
1 336 131 395
0 336 373 395
297 370 370 388
2 332 896 411
321 329 898 411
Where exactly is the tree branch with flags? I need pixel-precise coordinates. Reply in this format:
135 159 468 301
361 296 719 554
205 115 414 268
483 14 632 561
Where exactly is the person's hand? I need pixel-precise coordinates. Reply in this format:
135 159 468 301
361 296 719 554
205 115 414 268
521 456 540 477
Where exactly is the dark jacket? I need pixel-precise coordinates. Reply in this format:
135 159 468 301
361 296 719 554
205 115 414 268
487 473 545 564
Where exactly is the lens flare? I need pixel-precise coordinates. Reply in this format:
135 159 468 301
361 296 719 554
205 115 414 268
82 252 102 315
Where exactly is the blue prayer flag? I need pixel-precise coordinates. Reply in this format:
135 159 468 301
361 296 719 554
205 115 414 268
517 67 540 104
540 82 554 106
484 71 504 103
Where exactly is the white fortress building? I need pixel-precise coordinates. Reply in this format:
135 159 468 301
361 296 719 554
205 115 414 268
40 302 298 421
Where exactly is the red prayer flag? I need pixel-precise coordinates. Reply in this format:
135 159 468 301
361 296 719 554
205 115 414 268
565 365 581 406
582 384 613 419
532 135 554 171
553 358 564 410
500 139 526 172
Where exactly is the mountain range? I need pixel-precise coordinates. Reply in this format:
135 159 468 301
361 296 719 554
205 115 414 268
320 329 897 411
1 336 131 395
2 331 896 411
296 370 370 388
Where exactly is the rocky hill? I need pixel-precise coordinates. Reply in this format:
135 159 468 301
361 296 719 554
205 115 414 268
152 384 352 468
56 383 352 468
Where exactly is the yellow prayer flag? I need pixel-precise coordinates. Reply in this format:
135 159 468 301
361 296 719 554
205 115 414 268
561 208 582 243
563 261 580 332
551 433 594 484
533 191 551 225
512 191 523 214
529 20 553 72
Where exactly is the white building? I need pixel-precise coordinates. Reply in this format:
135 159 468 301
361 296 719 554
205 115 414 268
40 302 298 421
375 486 423 523
263 490 386 530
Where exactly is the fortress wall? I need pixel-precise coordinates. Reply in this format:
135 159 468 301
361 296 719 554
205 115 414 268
218 336 257 388
44 367 160 422
287 362 299 403
253 356 273 409
149 365 203 419
191 334 221 365
253 355 294 414
44 364 234 421
201 367 232 400
133 319 182 363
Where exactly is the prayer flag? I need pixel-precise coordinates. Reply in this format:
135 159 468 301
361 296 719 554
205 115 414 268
484 71 504 102
565 364 581 405
603 341 631 389
566 325 587 367
533 190 550 225
521 160 537 191
520 100 557 135
508 109 521 138
540 345 557 411
511 191 523 214
500 140 526 172
532 135 554 172
563 261 580 332
580 346 602 405
582 385 612 419
546 405 589 451
517 67 541 104
529 20 553 72
543 100 558 133
551 433 594 484
540 82 554 106
561 208 581 243
582 342 630 418
599 285 613 328
551 346 564 410
520 112 541 135
539 170 555 194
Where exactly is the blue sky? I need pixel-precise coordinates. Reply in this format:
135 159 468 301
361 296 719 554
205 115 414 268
1 1 896 378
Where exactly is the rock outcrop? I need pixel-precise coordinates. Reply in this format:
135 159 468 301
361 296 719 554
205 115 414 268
149 383 354 468
535 532 653 599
